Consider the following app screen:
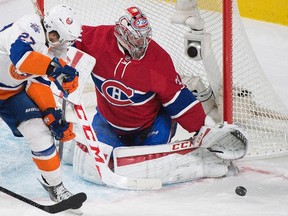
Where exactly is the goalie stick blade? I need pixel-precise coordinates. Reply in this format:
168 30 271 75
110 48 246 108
101 168 162 190
43 192 87 214
118 178 162 191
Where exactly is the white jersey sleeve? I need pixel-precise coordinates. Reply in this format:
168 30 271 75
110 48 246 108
0 14 49 95
9 14 48 57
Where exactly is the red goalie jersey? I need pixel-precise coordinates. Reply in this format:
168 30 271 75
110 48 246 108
76 25 205 134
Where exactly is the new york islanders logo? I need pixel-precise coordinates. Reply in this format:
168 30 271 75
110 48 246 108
66 17 73 25
9 64 32 80
101 80 134 106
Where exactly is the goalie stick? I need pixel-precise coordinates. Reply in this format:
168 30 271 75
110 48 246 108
53 46 95 160
71 103 162 190
31 0 44 18
52 47 161 190
0 185 87 214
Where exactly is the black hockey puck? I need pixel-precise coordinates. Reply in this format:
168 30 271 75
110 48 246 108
235 186 247 196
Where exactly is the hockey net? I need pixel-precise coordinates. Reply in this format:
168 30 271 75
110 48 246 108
38 0 288 159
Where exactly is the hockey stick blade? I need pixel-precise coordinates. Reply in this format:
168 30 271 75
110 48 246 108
43 193 87 214
95 162 162 190
0 186 86 214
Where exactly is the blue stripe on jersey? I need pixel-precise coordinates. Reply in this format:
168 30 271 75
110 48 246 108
164 88 198 117
91 73 102 90
31 144 56 157
0 23 13 32
92 74 155 105
34 77 51 86
9 39 33 66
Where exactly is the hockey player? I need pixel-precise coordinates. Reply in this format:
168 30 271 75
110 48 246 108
72 6 247 185
76 6 206 148
0 5 83 205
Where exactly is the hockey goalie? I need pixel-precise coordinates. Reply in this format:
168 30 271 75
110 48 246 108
63 2 248 187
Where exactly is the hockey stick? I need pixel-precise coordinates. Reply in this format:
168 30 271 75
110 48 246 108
54 74 69 161
0 185 86 214
58 98 67 160
52 46 95 160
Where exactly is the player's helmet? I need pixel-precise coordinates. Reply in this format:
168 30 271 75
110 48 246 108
43 5 82 47
114 6 152 60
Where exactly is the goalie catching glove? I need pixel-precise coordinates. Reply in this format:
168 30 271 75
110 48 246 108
194 123 248 160
43 108 75 142
46 57 79 94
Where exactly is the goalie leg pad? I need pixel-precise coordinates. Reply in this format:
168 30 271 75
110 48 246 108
61 138 76 165
72 140 113 185
114 147 229 185
73 141 104 185
202 149 229 177
17 118 62 186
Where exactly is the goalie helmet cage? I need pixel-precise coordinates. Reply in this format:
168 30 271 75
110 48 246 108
38 0 288 159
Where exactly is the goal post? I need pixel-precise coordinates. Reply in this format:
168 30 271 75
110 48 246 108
223 0 233 124
36 0 288 159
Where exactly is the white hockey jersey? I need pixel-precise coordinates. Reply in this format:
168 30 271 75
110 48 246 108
0 14 49 100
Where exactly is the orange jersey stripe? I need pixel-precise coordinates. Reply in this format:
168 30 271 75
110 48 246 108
0 86 25 100
18 51 51 75
33 153 60 172
26 82 56 111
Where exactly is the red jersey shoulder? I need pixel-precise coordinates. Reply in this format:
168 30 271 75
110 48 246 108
143 40 178 79
77 25 116 54
142 40 184 94
145 40 176 72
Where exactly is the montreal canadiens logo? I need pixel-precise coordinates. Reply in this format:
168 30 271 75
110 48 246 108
101 80 134 106
133 17 149 29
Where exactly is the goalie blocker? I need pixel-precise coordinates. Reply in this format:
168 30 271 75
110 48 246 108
70 123 248 185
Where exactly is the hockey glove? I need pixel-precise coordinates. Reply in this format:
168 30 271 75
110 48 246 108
46 57 79 94
43 108 76 142
194 124 248 160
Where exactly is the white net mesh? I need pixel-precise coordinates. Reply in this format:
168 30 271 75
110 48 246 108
42 0 288 158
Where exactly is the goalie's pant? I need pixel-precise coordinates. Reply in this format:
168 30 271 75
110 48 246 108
92 107 177 148
0 90 62 186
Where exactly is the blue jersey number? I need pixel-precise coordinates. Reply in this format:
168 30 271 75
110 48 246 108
18 32 36 45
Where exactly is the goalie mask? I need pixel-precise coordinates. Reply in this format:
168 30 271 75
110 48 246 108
114 6 152 60
44 5 82 47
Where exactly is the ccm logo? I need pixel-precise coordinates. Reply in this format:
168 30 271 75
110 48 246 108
171 141 193 151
